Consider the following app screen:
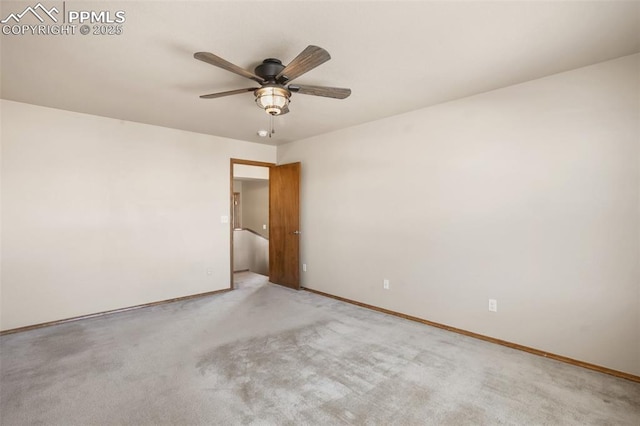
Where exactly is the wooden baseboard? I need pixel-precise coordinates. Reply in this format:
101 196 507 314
0 288 231 336
302 287 640 384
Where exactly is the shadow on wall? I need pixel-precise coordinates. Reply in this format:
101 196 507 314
233 229 268 275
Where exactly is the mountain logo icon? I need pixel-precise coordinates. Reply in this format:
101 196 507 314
1 3 59 24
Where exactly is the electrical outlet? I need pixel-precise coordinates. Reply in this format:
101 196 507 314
488 299 497 312
383 279 390 290
302 264 307 272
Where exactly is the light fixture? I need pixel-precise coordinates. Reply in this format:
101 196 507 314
255 86 290 116
257 130 269 137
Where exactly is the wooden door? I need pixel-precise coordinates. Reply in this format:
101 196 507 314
269 162 301 289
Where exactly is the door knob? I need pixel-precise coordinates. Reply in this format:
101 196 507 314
292 230 301 235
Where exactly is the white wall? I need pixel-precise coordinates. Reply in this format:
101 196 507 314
278 54 640 376
1 100 276 330
234 164 269 180
241 180 269 238
233 229 268 276
233 229 251 271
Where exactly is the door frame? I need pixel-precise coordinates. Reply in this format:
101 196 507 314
229 158 275 289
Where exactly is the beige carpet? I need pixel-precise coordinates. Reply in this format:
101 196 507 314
1 271 639 425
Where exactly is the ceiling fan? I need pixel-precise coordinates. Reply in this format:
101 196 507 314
194 45 351 117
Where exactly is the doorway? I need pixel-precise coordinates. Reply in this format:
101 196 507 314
230 159 302 290
230 159 274 289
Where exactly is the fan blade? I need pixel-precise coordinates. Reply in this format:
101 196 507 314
288 84 351 99
280 104 290 115
199 88 257 99
276 46 330 83
194 52 265 84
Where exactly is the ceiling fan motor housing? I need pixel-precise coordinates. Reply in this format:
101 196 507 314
255 58 285 82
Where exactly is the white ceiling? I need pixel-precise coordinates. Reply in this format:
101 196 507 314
1 1 639 146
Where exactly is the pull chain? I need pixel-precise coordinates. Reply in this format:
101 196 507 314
269 115 275 138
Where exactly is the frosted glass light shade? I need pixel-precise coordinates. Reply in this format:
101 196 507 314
255 87 290 116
